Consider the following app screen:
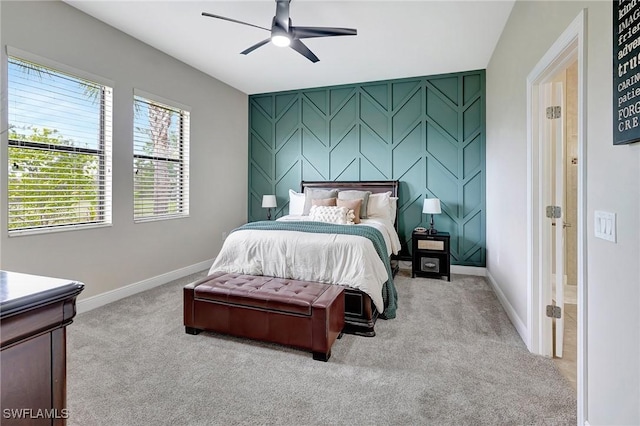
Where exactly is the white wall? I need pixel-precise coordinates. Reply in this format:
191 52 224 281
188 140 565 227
487 1 639 424
0 1 248 300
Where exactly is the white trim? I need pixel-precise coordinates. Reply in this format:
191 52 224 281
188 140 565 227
6 46 114 88
76 259 213 314
526 9 588 425
486 270 529 349
8 223 112 238
133 88 191 113
451 265 486 276
403 261 486 277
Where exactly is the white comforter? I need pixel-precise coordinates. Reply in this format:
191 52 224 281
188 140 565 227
208 217 401 312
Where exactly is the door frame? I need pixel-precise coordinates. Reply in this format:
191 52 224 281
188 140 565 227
526 9 587 424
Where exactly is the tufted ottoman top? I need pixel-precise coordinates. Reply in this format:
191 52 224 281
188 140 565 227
193 271 331 316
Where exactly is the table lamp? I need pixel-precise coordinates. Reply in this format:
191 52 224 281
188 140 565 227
262 195 277 220
422 198 441 235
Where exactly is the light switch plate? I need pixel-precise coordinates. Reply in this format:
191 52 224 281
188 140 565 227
594 211 616 242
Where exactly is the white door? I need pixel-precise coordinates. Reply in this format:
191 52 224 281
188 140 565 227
552 81 565 358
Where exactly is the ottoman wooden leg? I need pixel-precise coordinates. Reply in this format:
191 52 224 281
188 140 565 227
313 351 331 362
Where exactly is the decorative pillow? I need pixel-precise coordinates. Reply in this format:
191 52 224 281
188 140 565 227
338 190 371 218
336 198 362 224
309 205 354 225
303 188 338 215
288 189 305 215
312 197 337 207
390 196 399 222
367 191 392 220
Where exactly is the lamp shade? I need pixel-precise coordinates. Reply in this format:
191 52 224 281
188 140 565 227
262 195 277 208
422 198 441 214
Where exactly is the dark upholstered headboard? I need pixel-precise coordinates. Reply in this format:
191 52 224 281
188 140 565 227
300 180 399 229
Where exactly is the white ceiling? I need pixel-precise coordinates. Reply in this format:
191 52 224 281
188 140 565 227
64 0 515 95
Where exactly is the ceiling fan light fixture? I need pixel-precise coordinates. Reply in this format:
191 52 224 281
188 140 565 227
271 34 291 47
202 0 357 62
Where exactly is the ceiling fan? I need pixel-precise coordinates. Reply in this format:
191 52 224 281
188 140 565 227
202 0 357 63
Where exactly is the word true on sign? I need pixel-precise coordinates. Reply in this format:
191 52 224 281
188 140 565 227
614 0 640 144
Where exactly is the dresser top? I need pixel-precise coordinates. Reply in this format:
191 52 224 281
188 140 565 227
1 270 84 318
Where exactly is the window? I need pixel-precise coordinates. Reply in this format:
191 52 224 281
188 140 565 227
133 91 189 221
7 53 112 234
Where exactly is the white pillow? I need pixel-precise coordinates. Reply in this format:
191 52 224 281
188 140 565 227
390 196 399 222
288 189 305 215
367 191 392 220
309 205 354 225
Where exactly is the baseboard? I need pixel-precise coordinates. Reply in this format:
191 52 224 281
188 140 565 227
401 261 487 277
451 265 486 276
485 269 530 349
77 259 213 314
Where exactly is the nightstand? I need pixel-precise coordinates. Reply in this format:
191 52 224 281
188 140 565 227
411 231 451 281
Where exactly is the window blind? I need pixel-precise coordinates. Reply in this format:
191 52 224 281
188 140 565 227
7 56 112 234
133 94 189 221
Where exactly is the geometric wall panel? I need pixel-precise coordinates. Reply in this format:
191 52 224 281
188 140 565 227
275 101 299 148
392 90 421 143
463 135 482 179
362 83 388 110
302 99 328 142
463 98 482 140
426 123 458 177
463 172 483 217
392 80 421 110
463 74 481 104
249 70 486 266
463 211 483 257
360 93 389 141
426 87 458 140
430 76 459 105
426 157 458 212
276 134 300 179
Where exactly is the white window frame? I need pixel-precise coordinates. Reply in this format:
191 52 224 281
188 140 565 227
5 47 113 236
133 89 190 222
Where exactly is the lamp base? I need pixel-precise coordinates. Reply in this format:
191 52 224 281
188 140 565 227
266 208 272 221
428 214 437 234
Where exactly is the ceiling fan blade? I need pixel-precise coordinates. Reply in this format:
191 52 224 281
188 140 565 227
240 38 272 55
291 26 357 39
201 12 270 32
289 39 319 63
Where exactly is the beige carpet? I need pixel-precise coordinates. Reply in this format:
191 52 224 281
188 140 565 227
66 270 576 425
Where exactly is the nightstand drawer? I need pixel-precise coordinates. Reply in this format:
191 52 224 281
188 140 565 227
419 257 441 273
417 240 444 251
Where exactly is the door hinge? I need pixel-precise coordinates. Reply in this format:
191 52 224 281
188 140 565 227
546 106 561 119
546 305 562 319
546 205 562 219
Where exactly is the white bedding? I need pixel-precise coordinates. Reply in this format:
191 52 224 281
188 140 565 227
275 215 402 256
208 218 401 312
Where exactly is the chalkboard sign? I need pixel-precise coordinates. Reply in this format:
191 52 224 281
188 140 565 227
614 0 640 145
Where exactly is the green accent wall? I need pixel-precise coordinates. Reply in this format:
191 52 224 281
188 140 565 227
248 70 485 266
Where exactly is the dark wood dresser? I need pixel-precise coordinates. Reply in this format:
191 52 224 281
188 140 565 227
1 271 84 425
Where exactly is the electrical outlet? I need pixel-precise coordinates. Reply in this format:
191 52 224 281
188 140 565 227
594 211 616 243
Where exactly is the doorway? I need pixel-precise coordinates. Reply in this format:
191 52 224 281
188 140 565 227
526 10 587 424
548 61 579 390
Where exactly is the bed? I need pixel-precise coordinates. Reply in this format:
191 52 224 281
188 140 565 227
208 180 401 336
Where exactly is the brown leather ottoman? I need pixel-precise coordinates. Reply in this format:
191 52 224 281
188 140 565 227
183 272 345 361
